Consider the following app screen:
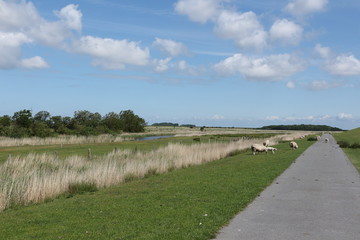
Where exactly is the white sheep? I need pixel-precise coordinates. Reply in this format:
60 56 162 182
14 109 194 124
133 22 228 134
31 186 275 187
251 144 268 155
325 138 329 143
263 139 270 147
266 147 277 154
289 141 298 150
316 136 321 141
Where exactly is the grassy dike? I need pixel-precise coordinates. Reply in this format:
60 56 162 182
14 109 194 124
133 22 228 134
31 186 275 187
333 128 360 172
0 139 313 240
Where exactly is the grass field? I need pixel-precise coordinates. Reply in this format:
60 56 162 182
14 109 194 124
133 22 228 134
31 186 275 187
333 127 360 172
0 137 313 239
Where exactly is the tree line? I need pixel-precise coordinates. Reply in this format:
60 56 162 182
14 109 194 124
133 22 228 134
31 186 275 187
260 124 343 131
0 109 146 138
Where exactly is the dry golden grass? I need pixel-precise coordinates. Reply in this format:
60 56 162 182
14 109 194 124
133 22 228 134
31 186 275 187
0 134 129 147
0 131 309 211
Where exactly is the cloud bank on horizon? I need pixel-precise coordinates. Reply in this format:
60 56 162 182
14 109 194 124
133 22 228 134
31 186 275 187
0 0 359 129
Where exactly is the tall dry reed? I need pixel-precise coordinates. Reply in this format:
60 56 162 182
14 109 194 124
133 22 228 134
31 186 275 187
0 132 308 211
0 138 269 211
0 134 129 147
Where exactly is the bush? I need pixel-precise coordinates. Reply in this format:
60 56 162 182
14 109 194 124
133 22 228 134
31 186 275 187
307 136 318 141
350 143 360 149
67 182 98 195
338 141 350 148
193 137 200 142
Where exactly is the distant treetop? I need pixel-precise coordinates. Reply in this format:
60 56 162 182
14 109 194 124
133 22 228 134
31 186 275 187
260 124 343 131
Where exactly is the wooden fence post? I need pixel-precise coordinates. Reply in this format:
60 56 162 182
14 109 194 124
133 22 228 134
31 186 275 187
88 148 92 160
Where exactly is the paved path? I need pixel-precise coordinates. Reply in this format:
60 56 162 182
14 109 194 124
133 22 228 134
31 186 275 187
214 134 360 240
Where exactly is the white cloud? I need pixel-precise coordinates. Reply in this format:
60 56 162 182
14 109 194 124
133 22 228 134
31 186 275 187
212 114 225 120
0 31 49 69
270 19 303 45
153 57 172 72
152 38 189 57
214 53 305 81
284 0 329 16
266 116 280 121
326 54 360 76
286 81 296 89
20 56 49 69
72 36 150 70
0 0 40 31
215 10 267 51
314 44 332 59
304 80 344 91
338 113 353 120
174 0 221 23
55 4 82 31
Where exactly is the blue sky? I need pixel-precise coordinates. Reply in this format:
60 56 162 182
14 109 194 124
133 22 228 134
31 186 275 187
1 0 359 130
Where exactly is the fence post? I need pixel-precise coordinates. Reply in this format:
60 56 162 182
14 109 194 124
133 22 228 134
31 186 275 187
88 148 92 160
54 151 58 161
8 154 11 161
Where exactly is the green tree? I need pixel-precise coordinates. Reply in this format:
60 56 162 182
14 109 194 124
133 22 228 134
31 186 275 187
12 109 33 128
119 110 146 132
102 112 122 132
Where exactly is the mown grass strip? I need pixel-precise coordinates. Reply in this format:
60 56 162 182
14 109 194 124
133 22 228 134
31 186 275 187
0 139 313 240
333 128 360 173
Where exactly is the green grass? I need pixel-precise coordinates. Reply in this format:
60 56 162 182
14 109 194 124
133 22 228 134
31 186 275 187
0 139 313 240
333 127 360 173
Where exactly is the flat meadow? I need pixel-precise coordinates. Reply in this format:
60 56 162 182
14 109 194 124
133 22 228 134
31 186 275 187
0 127 315 239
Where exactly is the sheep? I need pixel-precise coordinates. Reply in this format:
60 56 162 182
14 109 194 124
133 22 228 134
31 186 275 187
266 147 277 154
251 144 268 155
316 136 321 141
289 141 298 150
263 139 270 147
325 138 329 143
300 135 305 139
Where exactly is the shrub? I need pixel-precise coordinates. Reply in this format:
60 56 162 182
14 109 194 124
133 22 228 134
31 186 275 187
307 136 317 141
337 141 350 148
350 143 360 149
67 182 98 195
193 137 200 142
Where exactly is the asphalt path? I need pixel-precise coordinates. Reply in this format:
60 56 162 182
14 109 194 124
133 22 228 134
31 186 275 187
214 134 360 240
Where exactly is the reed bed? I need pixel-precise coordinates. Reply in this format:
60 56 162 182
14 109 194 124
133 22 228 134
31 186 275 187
0 132 309 211
0 134 129 147
0 137 272 211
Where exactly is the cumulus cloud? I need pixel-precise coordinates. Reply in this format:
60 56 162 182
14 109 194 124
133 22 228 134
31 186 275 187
314 43 332 59
304 80 344 91
0 1 83 69
214 53 305 81
174 0 221 23
215 10 267 51
152 38 189 57
72 36 150 70
286 81 296 89
266 116 280 121
338 113 353 120
270 19 303 45
153 57 172 72
212 114 225 120
284 0 329 16
20 56 49 69
55 4 82 31
326 54 360 76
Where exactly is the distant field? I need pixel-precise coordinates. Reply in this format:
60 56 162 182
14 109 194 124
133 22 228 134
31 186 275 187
333 128 360 172
0 138 314 240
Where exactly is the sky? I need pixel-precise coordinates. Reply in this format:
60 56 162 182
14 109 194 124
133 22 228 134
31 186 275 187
1 0 359 130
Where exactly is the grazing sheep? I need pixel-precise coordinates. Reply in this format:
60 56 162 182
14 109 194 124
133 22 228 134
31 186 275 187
266 147 277 154
251 144 268 155
316 136 321 141
300 135 305 139
263 140 270 147
289 141 298 150
325 138 329 143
